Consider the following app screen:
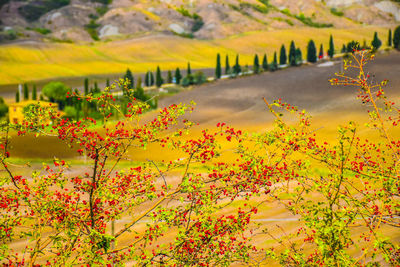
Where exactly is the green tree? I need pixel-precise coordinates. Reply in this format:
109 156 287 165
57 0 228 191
225 55 230 75
288 41 296 66
328 35 334 59
15 91 20 103
295 48 302 65
341 44 346 53
270 52 278 71
393 26 400 50
307 40 317 63
42 81 69 110
215 53 222 79
156 66 163 88
32 84 37 100
371 32 382 51
262 54 268 71
279 44 287 65
0 97 8 118
319 44 324 59
134 76 148 102
253 54 260 74
388 29 392 47
106 78 110 88
175 68 182 84
84 78 89 95
93 82 100 94
23 83 29 101
124 68 134 89
233 54 241 76
187 62 191 75
167 70 173 84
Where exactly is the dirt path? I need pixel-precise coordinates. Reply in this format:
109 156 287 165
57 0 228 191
158 50 400 127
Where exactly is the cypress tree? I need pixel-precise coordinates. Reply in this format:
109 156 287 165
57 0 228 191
388 29 392 47
124 68 134 89
156 66 163 87
262 54 268 71
93 82 100 93
253 54 260 74
32 84 37 100
167 70 173 83
295 48 302 65
16 91 20 103
289 41 296 66
23 83 29 101
106 78 110 88
371 32 382 51
225 55 230 74
187 62 191 75
328 34 334 59
145 71 150 87
233 54 241 75
307 40 317 63
175 68 182 84
215 53 221 79
341 44 346 53
150 72 154 86
394 26 400 50
319 44 324 59
271 52 278 71
279 44 287 65
84 78 89 95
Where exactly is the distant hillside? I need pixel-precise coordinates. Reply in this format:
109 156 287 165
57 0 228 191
0 0 399 43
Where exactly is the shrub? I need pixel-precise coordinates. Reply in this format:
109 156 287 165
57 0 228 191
18 0 70 21
1 50 399 266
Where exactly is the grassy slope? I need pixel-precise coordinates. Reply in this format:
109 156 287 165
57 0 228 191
0 26 389 85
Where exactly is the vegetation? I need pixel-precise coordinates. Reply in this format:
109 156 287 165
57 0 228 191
330 7 344 17
175 68 182 84
233 54 241 76
393 25 400 50
42 81 69 108
270 51 278 71
253 54 260 74
26 27 52 35
319 43 324 59
23 84 29 101
167 70 173 84
156 66 163 88
388 29 392 47
225 55 230 75
288 41 296 66
1 50 399 266
215 53 221 79
262 54 268 71
0 97 8 118
85 19 100 41
18 0 70 21
32 85 37 101
371 31 382 51
123 69 134 90
328 34 334 59
279 44 287 65
307 39 317 63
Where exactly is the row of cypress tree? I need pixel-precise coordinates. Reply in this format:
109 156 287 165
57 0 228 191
215 28 400 79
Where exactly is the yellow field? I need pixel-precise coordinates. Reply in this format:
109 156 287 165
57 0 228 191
0 26 389 85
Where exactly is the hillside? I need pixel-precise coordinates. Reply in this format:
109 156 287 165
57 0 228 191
0 0 398 42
